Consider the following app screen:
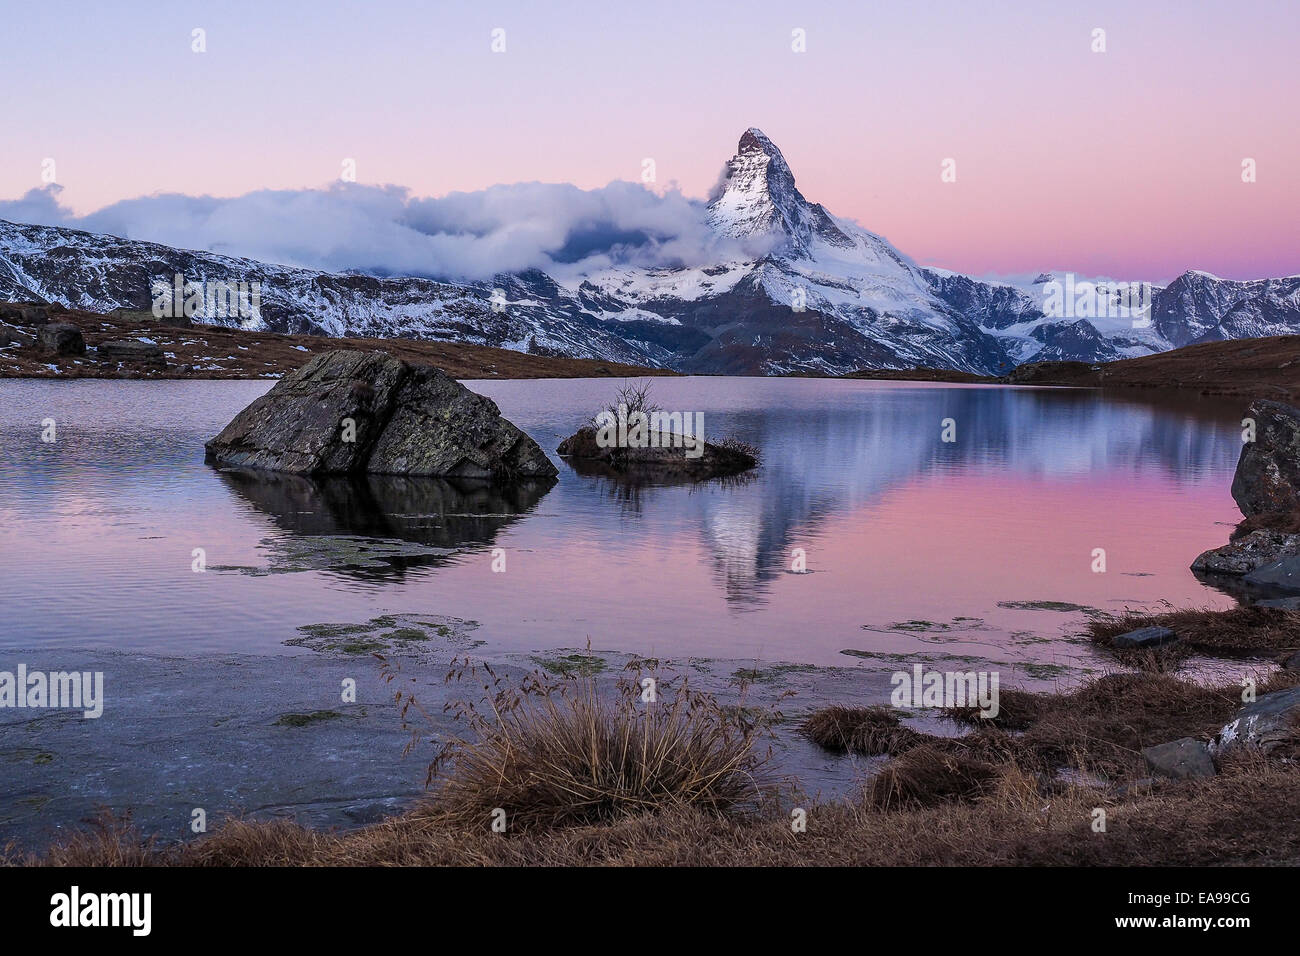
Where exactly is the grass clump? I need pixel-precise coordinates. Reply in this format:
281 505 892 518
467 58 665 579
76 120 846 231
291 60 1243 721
1232 511 1300 539
944 687 1046 731
1087 605 1300 661
386 657 778 832
866 743 1001 810
798 705 921 755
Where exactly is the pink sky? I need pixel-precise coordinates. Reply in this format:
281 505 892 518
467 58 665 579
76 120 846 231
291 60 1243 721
3 0 1297 280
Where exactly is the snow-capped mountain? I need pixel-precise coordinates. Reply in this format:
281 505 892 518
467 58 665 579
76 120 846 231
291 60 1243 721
3 128 1299 375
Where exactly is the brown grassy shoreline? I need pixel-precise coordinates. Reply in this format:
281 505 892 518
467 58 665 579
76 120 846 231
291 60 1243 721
11 641 1300 868
845 335 1300 403
16 760 1300 867
0 304 673 381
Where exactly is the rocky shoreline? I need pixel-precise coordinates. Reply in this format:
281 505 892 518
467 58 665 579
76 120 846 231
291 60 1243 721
1191 399 1300 602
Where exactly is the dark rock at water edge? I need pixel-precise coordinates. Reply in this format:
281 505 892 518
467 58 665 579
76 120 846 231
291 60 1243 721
1243 555 1300 594
36 322 85 355
556 425 757 483
1232 400 1300 516
1191 529 1300 576
205 349 557 480
1112 626 1178 649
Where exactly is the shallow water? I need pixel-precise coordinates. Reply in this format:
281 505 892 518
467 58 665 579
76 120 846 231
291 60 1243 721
0 376 1244 671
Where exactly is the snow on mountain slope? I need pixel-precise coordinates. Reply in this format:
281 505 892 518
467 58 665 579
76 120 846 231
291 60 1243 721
3 128 1299 375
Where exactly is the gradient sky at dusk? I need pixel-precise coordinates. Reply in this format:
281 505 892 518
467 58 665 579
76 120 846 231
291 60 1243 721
3 0 1297 280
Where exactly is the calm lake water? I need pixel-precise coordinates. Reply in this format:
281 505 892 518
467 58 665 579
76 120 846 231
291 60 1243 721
0 377 1245 672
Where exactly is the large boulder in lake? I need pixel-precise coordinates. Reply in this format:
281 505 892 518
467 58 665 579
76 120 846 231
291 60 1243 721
1232 400 1300 516
205 350 557 480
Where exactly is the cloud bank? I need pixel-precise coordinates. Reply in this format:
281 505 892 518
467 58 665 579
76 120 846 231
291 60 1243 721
0 179 770 282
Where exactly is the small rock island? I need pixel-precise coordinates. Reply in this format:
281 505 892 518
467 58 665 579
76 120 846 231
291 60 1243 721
556 425 758 482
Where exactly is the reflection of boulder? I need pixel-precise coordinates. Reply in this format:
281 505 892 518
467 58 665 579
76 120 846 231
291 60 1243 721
557 426 757 484
217 468 554 551
206 350 557 479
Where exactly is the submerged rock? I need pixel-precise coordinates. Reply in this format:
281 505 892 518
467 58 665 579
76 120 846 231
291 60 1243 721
1191 529 1300 576
1232 400 1300 516
206 349 557 479
557 425 757 482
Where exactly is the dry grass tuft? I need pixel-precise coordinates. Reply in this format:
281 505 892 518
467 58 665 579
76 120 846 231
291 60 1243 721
1232 510 1300 539
401 659 778 832
866 743 1001 810
944 687 1046 730
34 813 169 868
798 705 921 755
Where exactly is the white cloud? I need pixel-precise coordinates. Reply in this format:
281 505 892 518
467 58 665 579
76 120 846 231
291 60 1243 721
0 179 771 281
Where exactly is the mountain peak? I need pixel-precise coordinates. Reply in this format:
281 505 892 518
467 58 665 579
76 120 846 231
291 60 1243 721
737 128 783 160
708 128 852 254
